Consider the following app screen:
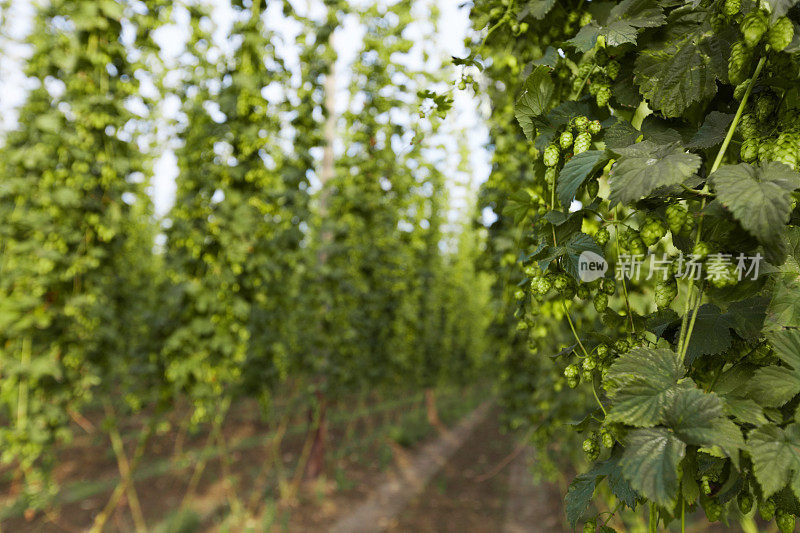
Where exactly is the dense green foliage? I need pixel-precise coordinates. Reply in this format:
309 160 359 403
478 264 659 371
467 0 800 530
0 0 491 518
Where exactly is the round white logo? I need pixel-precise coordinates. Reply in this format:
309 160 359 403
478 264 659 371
577 251 608 282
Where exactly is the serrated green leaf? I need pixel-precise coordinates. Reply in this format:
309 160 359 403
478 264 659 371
634 12 730 117
519 0 556 19
606 347 685 426
557 150 609 206
768 329 800 369
609 141 701 206
726 297 768 339
503 190 534 225
682 304 734 365
604 119 640 149
620 427 686 508
686 111 734 150
748 423 800 499
748 366 800 408
710 162 800 246
723 397 768 426
567 0 666 52
562 232 604 281
663 387 722 443
515 66 555 141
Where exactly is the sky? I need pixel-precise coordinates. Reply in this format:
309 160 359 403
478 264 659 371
0 0 490 224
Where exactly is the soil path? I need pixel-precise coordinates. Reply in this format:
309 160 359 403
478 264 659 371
328 400 492 533
503 447 567 533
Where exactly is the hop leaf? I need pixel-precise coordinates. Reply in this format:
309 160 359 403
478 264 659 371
710 162 800 247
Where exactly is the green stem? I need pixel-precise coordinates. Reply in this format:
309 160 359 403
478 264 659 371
574 64 597 98
614 208 635 333
681 498 686 533
710 56 766 175
649 502 658 533
678 56 765 361
563 301 588 357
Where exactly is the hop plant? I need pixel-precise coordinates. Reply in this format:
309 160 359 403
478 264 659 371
594 227 610 246
728 41 753 85
704 500 723 522
666 204 688 235
582 436 599 461
741 10 769 47
573 116 590 132
595 85 611 108
588 120 602 136
655 279 677 309
560 130 574 150
640 218 666 246
693 241 711 260
583 520 595 533
543 144 560 167
737 491 753 514
760 498 777 521
739 113 758 138
777 509 796 533
605 60 620 80
767 17 795 51
723 0 741 17
564 363 580 379
593 292 608 313
574 132 592 154
600 428 614 448
741 138 759 162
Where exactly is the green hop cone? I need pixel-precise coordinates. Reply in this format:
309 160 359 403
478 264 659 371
704 500 723 522
593 292 608 313
577 285 590 299
595 227 610 246
583 520 596 533
573 116 590 132
577 62 594 78
655 279 678 309
574 132 592 154
693 241 711 260
640 218 667 246
741 138 759 162
543 144 560 167
741 10 769 47
666 203 688 235
602 278 616 295
567 376 580 388
564 363 580 379
596 85 611 108
756 93 777 122
774 132 799 169
629 235 647 256
534 276 552 295
777 510 796 533
737 492 753 514
581 368 593 383
614 338 629 353
514 288 525 300
768 17 795 52
582 356 597 371
588 120 602 135
582 437 599 460
596 344 608 358
701 476 712 495
579 11 592 26
739 113 758 138
600 429 614 449
723 0 741 17
553 273 570 292
760 499 777 521
728 41 753 85
560 130 574 150
605 60 620 80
